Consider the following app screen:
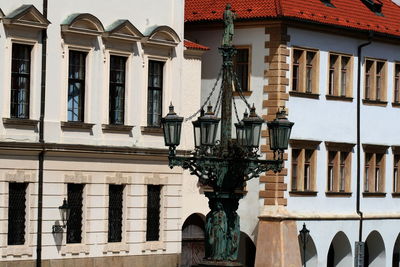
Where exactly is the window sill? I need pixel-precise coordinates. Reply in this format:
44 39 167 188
362 99 387 107
2 118 39 128
61 121 95 130
1 245 33 257
325 95 353 102
392 102 400 107
325 191 352 197
102 124 134 133
103 242 129 253
233 91 252 97
141 126 163 136
392 192 400 198
289 91 320 99
61 243 89 255
363 192 386 197
289 190 318 196
142 240 166 252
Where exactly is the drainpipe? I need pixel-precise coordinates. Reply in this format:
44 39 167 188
36 0 47 266
356 32 372 243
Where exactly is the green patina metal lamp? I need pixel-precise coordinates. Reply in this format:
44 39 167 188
161 103 184 149
161 4 294 266
267 107 294 157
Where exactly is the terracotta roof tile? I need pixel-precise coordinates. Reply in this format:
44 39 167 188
184 39 210 50
186 0 400 38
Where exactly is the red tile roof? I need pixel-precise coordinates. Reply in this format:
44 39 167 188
184 39 210 50
186 0 400 38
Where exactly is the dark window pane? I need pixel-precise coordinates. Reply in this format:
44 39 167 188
147 61 164 127
68 51 86 122
146 185 161 241
234 48 249 91
108 185 123 242
109 56 126 125
8 183 27 245
11 44 32 119
67 184 84 244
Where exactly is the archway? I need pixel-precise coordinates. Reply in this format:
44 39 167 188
298 233 318 267
364 231 385 267
181 213 205 267
237 232 256 267
326 231 352 267
393 234 400 267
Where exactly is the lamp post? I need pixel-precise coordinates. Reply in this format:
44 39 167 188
299 223 310 267
161 4 293 266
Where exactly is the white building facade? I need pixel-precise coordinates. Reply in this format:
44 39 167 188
0 0 209 266
186 0 400 266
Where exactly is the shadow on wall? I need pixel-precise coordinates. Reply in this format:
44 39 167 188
393 233 400 267
237 231 255 267
298 234 318 267
364 230 386 267
327 231 352 267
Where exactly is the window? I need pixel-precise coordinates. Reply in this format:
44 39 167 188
290 146 318 193
67 184 84 244
147 60 164 127
394 154 400 193
325 142 353 193
291 48 318 94
233 47 250 92
394 64 400 104
108 185 123 243
68 50 87 122
8 182 28 245
109 55 126 125
11 44 32 119
327 53 352 97
364 59 387 102
363 145 387 194
146 185 161 241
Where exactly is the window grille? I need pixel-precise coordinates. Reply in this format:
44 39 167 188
327 151 335 192
11 44 32 119
147 61 164 127
68 51 86 122
146 185 161 241
109 56 126 125
108 184 123 242
67 184 84 243
8 183 27 245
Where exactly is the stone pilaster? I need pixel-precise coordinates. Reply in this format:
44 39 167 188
255 23 301 267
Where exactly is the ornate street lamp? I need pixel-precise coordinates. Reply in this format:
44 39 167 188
52 198 70 233
267 107 294 158
161 4 294 265
299 223 310 267
161 103 183 153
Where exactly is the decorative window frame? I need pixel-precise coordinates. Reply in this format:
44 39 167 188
103 173 130 254
326 52 354 101
290 46 320 98
362 144 388 196
142 174 168 252
325 142 355 195
1 5 49 126
101 20 142 131
289 139 321 196
60 13 104 129
60 172 91 255
363 57 388 106
0 170 36 258
233 45 252 96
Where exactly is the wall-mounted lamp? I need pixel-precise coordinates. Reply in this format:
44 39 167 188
52 198 70 233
